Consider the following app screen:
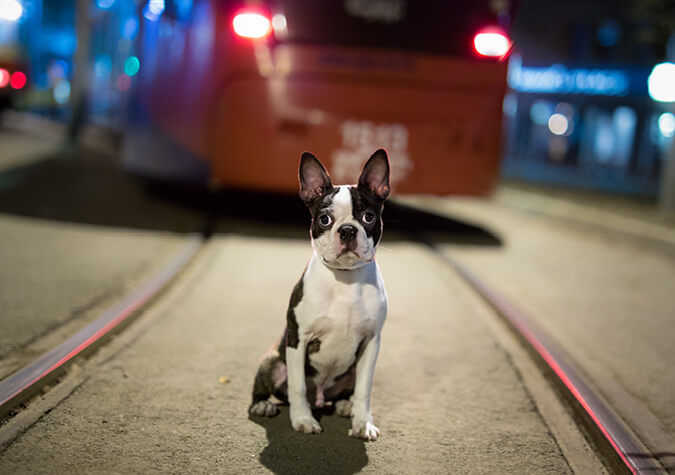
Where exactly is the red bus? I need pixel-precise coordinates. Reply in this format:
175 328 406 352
124 0 514 195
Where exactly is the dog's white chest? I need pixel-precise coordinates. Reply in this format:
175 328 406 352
297 254 387 383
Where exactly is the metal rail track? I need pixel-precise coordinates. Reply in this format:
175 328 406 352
0 235 204 422
421 237 667 475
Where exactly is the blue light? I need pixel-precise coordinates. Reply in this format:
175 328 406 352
124 56 140 76
659 113 675 138
502 93 517 117
94 55 112 79
47 59 68 81
54 80 71 104
597 20 621 47
96 0 115 10
143 0 165 21
122 17 139 39
174 0 192 21
530 100 553 126
41 28 76 56
508 55 630 96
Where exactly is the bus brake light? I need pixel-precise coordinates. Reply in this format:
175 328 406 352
232 11 272 39
473 28 511 59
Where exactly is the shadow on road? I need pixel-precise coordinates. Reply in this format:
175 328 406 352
0 151 208 233
249 406 368 475
0 154 502 246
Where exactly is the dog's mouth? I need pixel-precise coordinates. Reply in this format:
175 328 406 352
321 249 372 270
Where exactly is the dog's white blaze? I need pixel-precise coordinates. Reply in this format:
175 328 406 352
331 186 353 226
312 185 375 269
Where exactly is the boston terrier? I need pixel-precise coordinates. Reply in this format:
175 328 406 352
249 149 390 441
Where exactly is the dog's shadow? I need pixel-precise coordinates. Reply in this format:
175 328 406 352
249 406 368 475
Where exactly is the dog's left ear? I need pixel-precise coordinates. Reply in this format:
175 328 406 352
358 148 391 200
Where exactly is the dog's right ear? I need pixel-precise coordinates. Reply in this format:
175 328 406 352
299 152 333 204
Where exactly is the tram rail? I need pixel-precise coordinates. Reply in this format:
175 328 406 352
0 205 668 474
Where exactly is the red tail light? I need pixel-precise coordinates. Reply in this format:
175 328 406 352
0 68 9 88
10 71 27 89
232 10 272 39
473 27 512 59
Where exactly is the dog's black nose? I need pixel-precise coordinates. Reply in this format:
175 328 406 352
338 224 357 242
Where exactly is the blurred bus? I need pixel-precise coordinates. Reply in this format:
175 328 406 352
124 0 516 195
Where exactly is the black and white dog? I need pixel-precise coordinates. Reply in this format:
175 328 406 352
249 149 390 441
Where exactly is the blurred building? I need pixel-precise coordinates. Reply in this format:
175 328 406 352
502 0 674 196
2 0 142 124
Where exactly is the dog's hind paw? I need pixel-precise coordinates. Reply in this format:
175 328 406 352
249 400 279 417
335 399 352 417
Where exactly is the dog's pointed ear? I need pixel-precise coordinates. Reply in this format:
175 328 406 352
299 152 333 204
358 148 390 200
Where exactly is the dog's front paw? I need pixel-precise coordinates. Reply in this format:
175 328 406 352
291 410 322 434
349 418 380 441
292 415 322 434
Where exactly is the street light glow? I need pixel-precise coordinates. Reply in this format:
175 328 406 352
143 0 165 21
548 113 569 136
648 62 675 102
0 0 23 21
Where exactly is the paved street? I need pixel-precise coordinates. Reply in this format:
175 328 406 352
0 236 596 473
0 128 673 473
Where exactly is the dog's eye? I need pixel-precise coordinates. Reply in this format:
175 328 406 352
362 211 376 224
318 214 332 227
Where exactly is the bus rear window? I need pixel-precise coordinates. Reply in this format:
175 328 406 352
274 0 508 56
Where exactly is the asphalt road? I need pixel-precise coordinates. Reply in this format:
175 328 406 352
0 235 598 473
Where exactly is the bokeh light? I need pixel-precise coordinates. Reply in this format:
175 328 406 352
54 80 71 104
0 0 23 21
233 12 272 39
124 56 140 77
548 113 569 136
118 74 131 92
0 68 9 88
10 71 26 89
658 112 675 138
95 0 115 10
648 62 675 102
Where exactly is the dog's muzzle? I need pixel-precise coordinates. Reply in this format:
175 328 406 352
338 224 357 243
